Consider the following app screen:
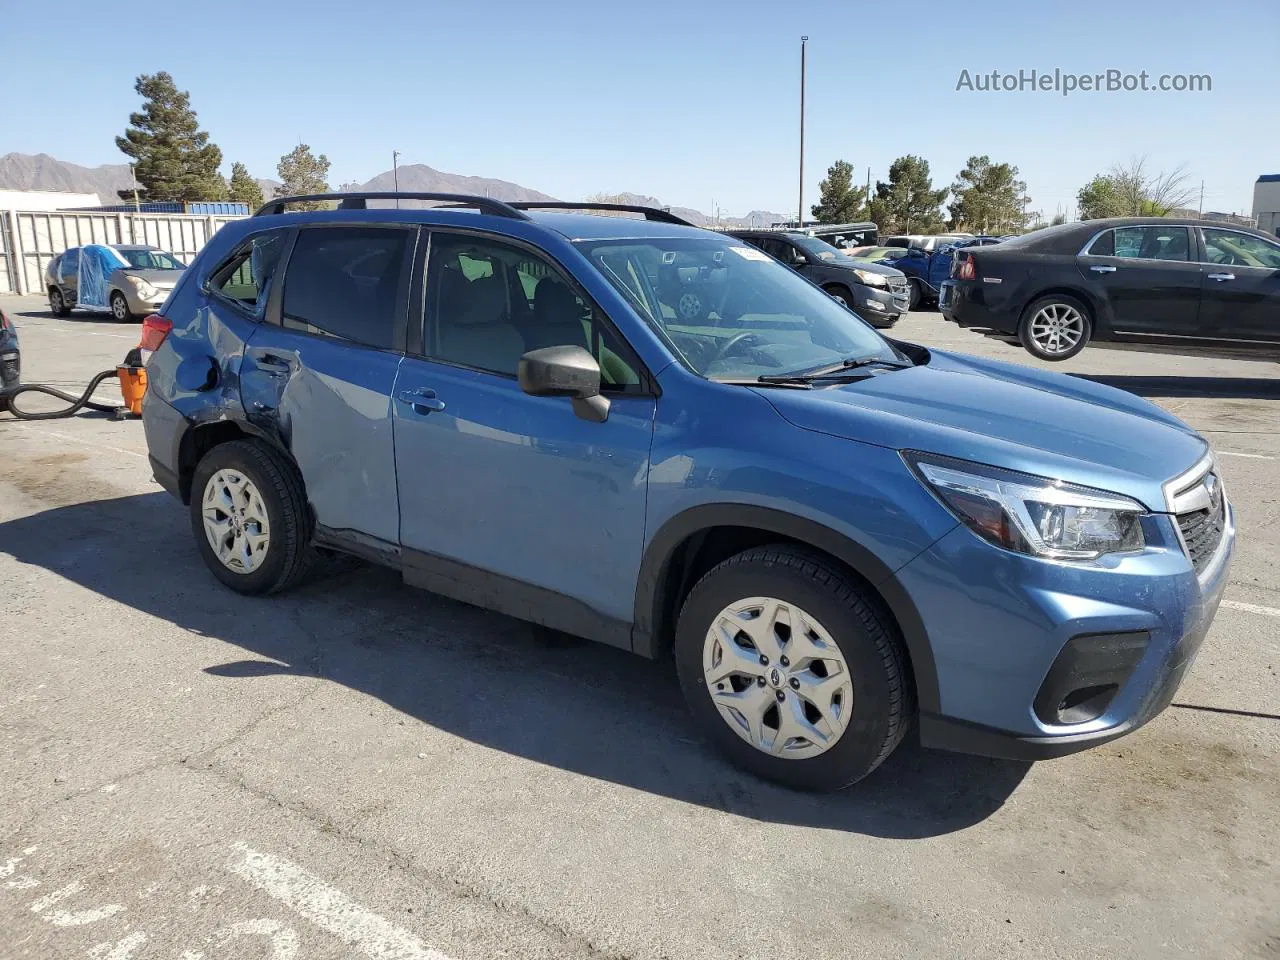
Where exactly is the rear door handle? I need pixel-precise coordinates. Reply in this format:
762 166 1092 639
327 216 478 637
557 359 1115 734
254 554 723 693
1089 264 1117 273
398 388 446 414
1207 272 1235 282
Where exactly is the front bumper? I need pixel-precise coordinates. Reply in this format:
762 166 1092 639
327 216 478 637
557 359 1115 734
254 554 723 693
902 500 1235 761
850 283 907 326
122 286 173 317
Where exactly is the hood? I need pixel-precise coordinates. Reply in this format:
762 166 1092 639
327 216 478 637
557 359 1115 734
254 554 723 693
117 268 183 287
834 258 904 279
753 349 1207 511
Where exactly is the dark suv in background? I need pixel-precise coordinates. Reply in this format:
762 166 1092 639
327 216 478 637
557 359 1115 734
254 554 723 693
730 230 910 327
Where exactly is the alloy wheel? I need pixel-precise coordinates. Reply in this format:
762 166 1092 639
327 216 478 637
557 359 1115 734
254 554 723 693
1028 303 1085 356
111 294 128 321
201 469 271 574
701 596 853 759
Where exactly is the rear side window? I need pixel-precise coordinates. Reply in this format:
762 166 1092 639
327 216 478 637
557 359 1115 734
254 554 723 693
281 226 411 351
208 230 287 310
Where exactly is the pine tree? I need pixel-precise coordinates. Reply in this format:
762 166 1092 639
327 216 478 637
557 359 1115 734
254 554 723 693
116 72 226 203
948 156 1031 233
866 155 947 234
276 145 331 210
810 160 868 224
227 162 264 210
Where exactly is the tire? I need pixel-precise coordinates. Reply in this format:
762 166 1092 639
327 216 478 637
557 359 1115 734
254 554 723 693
907 279 922 311
822 284 852 309
674 546 913 791
189 439 316 596
49 287 70 317
1018 294 1092 361
109 291 134 322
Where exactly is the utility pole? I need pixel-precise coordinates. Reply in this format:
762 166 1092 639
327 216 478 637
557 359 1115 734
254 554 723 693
128 163 140 212
1198 180 1204 218
393 151 401 208
798 36 808 229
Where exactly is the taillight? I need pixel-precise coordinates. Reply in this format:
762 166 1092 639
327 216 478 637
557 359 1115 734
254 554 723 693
138 314 173 352
955 254 976 280
0 308 9 330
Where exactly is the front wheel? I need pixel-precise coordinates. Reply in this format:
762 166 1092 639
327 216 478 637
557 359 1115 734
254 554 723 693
109 291 134 322
49 287 70 317
823 284 852 309
189 439 316 595
674 546 913 791
1018 294 1092 361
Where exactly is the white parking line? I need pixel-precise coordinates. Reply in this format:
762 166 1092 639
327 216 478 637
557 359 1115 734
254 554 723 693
228 843 453 960
1222 599 1280 618
1 426 147 459
1217 450 1276 460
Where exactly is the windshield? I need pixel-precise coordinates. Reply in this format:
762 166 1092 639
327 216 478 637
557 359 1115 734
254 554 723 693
575 235 900 380
119 248 186 270
789 234 851 262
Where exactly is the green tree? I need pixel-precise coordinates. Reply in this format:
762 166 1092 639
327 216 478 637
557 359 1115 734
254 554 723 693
276 144 332 209
1051 212 1067 226
1076 158 1196 219
866 155 947 234
947 155 1032 233
1076 175 1129 220
810 160 868 223
227 162 264 210
116 72 226 202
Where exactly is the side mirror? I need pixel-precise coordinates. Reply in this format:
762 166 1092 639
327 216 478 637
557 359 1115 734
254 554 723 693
518 345 610 423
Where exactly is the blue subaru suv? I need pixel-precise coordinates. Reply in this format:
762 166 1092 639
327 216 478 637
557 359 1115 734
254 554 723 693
140 193 1234 790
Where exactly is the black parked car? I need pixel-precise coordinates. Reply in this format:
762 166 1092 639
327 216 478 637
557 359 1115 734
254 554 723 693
0 304 19 409
729 230 909 327
940 218 1280 360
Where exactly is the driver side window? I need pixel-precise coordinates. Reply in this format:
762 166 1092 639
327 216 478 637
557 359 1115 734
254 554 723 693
1203 229 1280 269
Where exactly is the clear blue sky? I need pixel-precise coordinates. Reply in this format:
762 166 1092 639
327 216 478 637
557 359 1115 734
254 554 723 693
1 0 1276 220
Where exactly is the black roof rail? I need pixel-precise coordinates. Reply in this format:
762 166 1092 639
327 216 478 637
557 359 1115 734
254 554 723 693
506 201 694 226
253 192 531 220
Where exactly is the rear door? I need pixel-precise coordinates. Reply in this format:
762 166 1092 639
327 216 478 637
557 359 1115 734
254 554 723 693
1076 225 1201 337
239 223 416 545
1198 227 1280 344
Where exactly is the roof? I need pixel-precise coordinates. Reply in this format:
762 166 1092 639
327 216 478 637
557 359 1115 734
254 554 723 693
527 211 710 241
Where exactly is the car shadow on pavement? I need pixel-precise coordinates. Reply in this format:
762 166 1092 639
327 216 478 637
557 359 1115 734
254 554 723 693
1071 374 1280 400
0 491 1030 839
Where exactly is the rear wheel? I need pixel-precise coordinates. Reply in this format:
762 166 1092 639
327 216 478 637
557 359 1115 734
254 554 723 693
109 291 133 322
189 439 316 595
674 546 912 791
49 287 70 317
1019 294 1092 361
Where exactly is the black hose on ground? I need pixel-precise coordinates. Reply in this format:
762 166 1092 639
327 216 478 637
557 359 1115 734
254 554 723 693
1 369 123 420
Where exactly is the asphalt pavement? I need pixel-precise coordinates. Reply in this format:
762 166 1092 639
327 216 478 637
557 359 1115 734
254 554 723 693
1 294 1277 960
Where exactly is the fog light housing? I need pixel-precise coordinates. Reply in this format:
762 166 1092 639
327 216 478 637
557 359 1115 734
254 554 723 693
1034 632 1150 725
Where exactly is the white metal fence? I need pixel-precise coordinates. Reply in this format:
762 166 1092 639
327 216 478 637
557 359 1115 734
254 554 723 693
0 210 246 296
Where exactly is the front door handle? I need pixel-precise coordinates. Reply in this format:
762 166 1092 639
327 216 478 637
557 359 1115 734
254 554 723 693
398 388 446 415
1207 272 1235 282
1089 264 1117 273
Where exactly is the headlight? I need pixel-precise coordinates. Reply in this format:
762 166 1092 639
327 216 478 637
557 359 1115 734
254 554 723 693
852 268 889 289
127 276 158 298
905 452 1146 560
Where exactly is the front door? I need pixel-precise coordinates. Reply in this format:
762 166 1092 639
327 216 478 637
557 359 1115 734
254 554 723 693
392 230 656 646
1198 227 1280 344
238 223 416 545
1077 225 1202 337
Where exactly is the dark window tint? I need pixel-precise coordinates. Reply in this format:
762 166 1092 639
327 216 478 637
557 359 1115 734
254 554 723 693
281 227 411 350
208 231 287 310
1087 230 1115 256
1112 226 1190 261
426 233 641 389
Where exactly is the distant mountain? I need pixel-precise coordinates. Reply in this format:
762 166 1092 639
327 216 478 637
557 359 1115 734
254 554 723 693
0 152 132 200
0 152 783 226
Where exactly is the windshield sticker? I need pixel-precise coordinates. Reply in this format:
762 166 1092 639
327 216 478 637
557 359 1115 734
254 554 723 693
729 245 771 262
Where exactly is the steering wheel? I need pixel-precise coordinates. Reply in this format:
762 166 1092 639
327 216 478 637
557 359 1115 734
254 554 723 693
713 331 769 363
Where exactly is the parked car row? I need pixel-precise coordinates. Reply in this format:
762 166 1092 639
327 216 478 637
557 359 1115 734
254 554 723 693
939 217 1280 360
46 244 188 321
141 191 1233 790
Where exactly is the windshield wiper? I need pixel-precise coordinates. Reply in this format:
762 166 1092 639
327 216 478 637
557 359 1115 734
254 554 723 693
757 355 913 384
